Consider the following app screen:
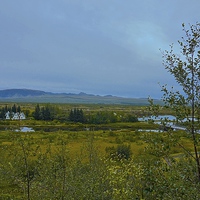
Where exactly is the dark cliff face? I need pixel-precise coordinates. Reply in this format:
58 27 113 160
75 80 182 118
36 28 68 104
0 89 47 97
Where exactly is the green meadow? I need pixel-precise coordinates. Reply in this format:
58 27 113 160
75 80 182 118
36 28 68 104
0 103 199 199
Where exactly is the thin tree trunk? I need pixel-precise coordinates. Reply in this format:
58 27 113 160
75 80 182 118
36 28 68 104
191 55 200 182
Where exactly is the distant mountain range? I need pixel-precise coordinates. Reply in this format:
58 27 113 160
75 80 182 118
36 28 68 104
0 89 162 105
0 89 49 97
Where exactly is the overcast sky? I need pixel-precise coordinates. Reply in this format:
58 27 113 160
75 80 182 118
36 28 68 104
0 0 199 98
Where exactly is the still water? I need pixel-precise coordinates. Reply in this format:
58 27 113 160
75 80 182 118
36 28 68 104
15 127 35 132
138 115 176 122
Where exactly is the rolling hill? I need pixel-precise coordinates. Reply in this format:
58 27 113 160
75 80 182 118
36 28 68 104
0 89 162 105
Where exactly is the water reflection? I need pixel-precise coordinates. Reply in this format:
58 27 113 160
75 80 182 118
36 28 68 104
138 129 163 133
139 115 198 122
138 115 199 133
138 115 176 121
15 127 35 132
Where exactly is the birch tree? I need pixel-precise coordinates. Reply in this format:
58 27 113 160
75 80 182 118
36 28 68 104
161 22 200 181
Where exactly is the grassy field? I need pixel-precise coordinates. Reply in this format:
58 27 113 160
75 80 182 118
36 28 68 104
0 102 194 158
0 103 198 199
0 122 195 159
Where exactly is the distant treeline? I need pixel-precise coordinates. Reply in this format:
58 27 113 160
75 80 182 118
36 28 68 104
32 104 138 124
0 104 21 119
0 103 138 124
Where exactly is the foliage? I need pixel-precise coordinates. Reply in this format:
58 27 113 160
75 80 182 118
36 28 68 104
68 108 85 123
18 103 140 124
149 22 200 182
1 133 42 199
0 127 200 199
1 96 200 198
106 144 132 160
0 104 21 119
32 104 56 121
87 111 138 124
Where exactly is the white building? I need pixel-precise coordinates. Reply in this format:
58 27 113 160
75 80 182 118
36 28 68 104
5 111 26 120
5 111 10 120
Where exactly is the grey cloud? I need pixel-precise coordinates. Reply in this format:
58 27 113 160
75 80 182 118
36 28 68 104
0 0 199 98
